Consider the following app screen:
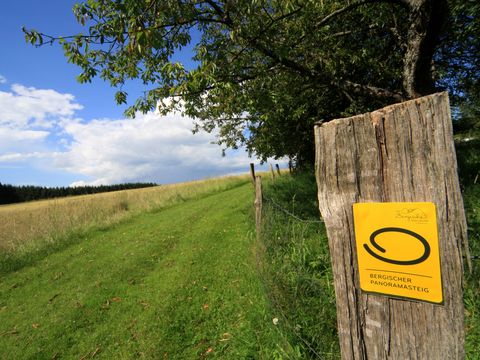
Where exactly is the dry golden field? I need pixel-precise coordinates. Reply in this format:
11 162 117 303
0 175 249 252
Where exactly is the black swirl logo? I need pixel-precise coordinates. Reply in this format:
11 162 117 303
363 227 431 265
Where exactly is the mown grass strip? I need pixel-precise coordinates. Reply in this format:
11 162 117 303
0 176 249 253
0 177 249 275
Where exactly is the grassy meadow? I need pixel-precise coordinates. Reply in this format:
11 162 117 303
259 173 339 359
0 176 248 259
0 179 296 359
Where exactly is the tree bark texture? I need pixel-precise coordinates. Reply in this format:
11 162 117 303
314 92 467 359
402 0 447 98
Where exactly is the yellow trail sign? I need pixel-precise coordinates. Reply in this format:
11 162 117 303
353 202 443 304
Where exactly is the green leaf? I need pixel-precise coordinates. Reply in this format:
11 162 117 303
115 91 128 105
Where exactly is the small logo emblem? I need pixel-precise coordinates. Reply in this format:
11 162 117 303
395 208 428 223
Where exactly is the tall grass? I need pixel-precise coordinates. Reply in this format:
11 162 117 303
258 173 339 359
455 136 480 358
0 175 249 272
461 185 480 358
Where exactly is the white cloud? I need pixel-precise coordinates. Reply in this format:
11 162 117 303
0 82 273 186
0 127 49 141
0 74 6 84
55 110 255 185
0 84 83 155
0 151 53 162
0 126 50 154
0 84 82 129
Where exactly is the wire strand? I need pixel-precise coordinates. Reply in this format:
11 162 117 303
263 195 324 224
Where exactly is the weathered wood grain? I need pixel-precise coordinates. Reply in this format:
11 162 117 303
314 92 468 359
270 163 276 180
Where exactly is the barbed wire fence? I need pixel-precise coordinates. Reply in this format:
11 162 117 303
263 195 324 224
252 169 338 360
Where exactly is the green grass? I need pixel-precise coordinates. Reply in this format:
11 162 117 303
259 173 339 359
455 136 480 359
462 185 480 359
0 175 250 253
0 182 290 359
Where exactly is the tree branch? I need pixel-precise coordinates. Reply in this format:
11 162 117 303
316 0 409 28
229 5 309 77
324 24 379 39
25 15 228 47
204 0 233 26
342 80 405 102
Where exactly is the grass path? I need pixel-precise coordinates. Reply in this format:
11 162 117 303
0 183 285 359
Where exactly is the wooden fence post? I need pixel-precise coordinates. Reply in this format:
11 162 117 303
275 164 281 176
314 92 468 359
269 164 276 180
250 163 256 184
254 176 263 241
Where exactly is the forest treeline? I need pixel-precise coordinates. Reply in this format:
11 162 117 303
0 182 158 205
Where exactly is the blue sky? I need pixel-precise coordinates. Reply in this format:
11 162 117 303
0 1 275 187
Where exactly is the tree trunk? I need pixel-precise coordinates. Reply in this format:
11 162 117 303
314 92 468 359
403 0 447 98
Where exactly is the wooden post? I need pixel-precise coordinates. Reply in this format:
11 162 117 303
254 176 263 241
269 163 275 180
314 92 468 359
250 163 256 184
275 164 281 176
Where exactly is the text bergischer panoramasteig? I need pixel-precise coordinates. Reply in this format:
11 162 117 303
369 273 430 293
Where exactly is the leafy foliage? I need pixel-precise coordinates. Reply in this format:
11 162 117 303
23 0 479 165
436 0 480 101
